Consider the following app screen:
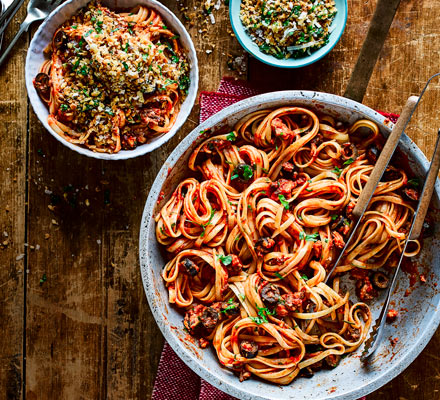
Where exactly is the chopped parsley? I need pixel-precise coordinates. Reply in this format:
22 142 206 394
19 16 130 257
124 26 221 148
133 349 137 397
331 214 338 220
408 178 420 188
231 164 253 181
305 232 320 242
122 61 129 71
95 20 103 33
275 272 284 279
200 208 216 238
343 158 354 165
218 254 232 265
226 132 236 141
60 104 69 111
179 75 191 94
251 306 275 324
278 194 290 210
332 166 342 176
221 303 238 314
250 316 265 325
301 274 309 281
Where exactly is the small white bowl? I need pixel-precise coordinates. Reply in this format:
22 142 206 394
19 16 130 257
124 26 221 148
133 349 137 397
25 0 199 160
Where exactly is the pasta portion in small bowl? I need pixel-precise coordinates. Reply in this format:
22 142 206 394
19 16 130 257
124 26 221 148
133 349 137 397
26 0 198 159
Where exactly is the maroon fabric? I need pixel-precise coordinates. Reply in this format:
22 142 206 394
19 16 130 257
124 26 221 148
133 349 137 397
151 76 393 400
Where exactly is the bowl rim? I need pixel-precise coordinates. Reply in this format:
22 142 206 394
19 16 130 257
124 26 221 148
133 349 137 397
139 90 440 400
25 0 199 160
229 0 348 69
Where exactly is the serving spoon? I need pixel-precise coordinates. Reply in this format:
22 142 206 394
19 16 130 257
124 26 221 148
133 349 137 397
0 0 63 67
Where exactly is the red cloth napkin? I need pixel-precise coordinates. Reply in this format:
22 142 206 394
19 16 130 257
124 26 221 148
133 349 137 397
151 76 397 400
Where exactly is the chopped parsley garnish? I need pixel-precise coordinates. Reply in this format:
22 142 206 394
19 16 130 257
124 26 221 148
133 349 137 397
79 65 89 75
199 208 215 238
231 164 253 181
331 214 338 220
217 254 232 266
95 20 103 33
60 104 69 111
278 194 290 210
179 76 190 94
251 306 275 324
305 232 320 242
221 302 238 314
332 166 342 176
122 61 129 71
250 316 265 325
408 178 420 188
343 158 354 165
275 272 284 279
226 132 236 141
301 274 309 281
299 231 305 240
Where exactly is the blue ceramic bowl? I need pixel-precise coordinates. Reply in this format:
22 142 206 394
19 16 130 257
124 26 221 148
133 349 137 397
229 0 347 68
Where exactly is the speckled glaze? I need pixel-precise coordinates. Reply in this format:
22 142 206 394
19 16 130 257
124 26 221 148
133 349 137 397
25 0 198 160
139 91 440 400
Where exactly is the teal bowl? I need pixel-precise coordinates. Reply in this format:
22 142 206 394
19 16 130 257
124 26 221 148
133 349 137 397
229 0 347 68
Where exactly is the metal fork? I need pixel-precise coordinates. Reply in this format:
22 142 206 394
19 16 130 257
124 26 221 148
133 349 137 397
361 128 440 361
0 0 63 67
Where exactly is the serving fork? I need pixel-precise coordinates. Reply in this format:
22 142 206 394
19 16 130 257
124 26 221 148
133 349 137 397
325 72 440 360
0 0 63 67
360 128 440 361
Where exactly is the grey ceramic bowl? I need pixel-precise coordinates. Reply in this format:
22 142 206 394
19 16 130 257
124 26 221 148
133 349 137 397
139 91 440 400
25 0 198 160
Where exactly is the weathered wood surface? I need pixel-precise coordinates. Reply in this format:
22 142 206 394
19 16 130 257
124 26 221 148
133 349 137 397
1 0 440 399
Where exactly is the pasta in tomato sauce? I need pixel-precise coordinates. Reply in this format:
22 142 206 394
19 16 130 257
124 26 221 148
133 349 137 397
34 1 190 153
155 106 422 384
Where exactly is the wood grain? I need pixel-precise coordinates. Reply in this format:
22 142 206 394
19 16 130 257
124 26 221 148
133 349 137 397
24 0 243 399
0 4 29 398
1 0 439 399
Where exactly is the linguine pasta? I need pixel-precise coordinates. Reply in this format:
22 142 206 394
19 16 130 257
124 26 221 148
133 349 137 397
155 106 421 384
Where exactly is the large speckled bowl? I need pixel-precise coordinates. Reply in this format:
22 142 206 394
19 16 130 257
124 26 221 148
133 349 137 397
139 91 440 400
25 0 198 160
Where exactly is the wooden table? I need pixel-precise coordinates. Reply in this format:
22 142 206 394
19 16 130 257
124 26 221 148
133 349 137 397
1 0 440 398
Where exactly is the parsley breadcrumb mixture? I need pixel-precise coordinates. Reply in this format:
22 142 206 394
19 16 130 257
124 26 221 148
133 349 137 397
44 2 190 151
240 0 337 59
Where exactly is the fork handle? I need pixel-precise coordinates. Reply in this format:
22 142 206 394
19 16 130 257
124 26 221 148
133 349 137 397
0 20 31 67
352 96 419 218
410 130 440 239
